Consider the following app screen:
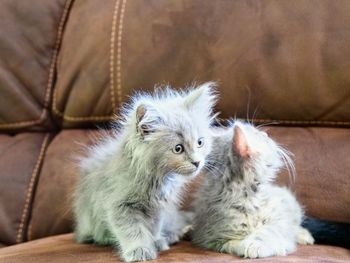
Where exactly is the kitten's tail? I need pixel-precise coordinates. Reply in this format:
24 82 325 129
302 216 350 249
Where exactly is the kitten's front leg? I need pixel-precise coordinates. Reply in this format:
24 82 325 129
153 211 170 252
107 206 157 262
161 208 193 245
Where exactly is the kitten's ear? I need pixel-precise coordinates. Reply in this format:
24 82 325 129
233 125 252 158
136 104 162 137
184 82 218 115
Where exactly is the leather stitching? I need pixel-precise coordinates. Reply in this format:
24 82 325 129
109 0 120 114
116 0 127 107
52 0 79 119
250 118 350 125
52 0 128 122
0 111 47 129
16 134 50 243
0 0 73 129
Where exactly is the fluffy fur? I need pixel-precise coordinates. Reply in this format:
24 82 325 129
192 120 314 258
73 83 217 262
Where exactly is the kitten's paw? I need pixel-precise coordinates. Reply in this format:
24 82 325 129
164 232 180 245
297 227 314 245
245 241 284 258
122 247 157 262
155 238 170 251
224 240 284 258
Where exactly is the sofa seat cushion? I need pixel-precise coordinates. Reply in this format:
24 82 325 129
0 234 349 263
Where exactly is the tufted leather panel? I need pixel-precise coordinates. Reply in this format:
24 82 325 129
0 0 72 132
0 133 50 245
28 130 98 241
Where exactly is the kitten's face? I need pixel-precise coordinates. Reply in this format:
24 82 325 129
155 116 212 176
135 83 216 177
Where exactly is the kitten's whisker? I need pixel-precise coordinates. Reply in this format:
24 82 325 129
256 121 280 129
277 146 296 183
204 163 225 178
252 106 260 122
246 87 251 125
205 158 225 166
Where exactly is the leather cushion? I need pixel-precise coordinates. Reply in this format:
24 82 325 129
272 126 350 223
54 0 350 127
0 133 50 245
0 234 349 262
28 130 98 241
0 0 71 132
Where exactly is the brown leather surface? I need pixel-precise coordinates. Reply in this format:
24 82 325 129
0 0 71 131
0 133 50 245
271 127 350 223
0 234 349 263
28 130 100 241
27 127 349 241
52 0 116 126
54 0 350 128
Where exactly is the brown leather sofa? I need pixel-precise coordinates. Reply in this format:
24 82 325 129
0 0 349 262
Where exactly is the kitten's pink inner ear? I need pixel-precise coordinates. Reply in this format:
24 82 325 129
136 104 147 123
233 126 251 158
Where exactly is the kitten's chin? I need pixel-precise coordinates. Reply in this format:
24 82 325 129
184 169 201 178
174 165 203 177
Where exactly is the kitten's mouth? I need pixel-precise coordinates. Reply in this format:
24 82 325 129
179 167 200 176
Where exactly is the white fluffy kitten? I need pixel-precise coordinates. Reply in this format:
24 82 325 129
73 83 217 262
192 120 314 258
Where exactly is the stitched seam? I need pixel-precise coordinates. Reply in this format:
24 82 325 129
52 0 75 118
16 134 50 243
60 115 115 121
116 0 127 106
109 0 120 114
248 118 350 125
0 110 47 129
47 0 74 109
53 0 128 122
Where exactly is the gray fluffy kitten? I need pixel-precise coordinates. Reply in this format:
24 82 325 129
73 83 217 262
192 120 314 258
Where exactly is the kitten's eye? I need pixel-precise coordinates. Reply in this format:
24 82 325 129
173 144 184 154
197 137 204 148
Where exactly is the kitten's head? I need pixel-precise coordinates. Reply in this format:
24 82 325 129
230 121 295 183
132 82 217 177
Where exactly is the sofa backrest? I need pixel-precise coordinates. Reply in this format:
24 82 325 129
0 0 349 246
1 0 350 132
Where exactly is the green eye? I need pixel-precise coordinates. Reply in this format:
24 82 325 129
197 137 204 148
173 144 184 154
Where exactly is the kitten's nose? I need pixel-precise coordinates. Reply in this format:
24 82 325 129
191 161 200 168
